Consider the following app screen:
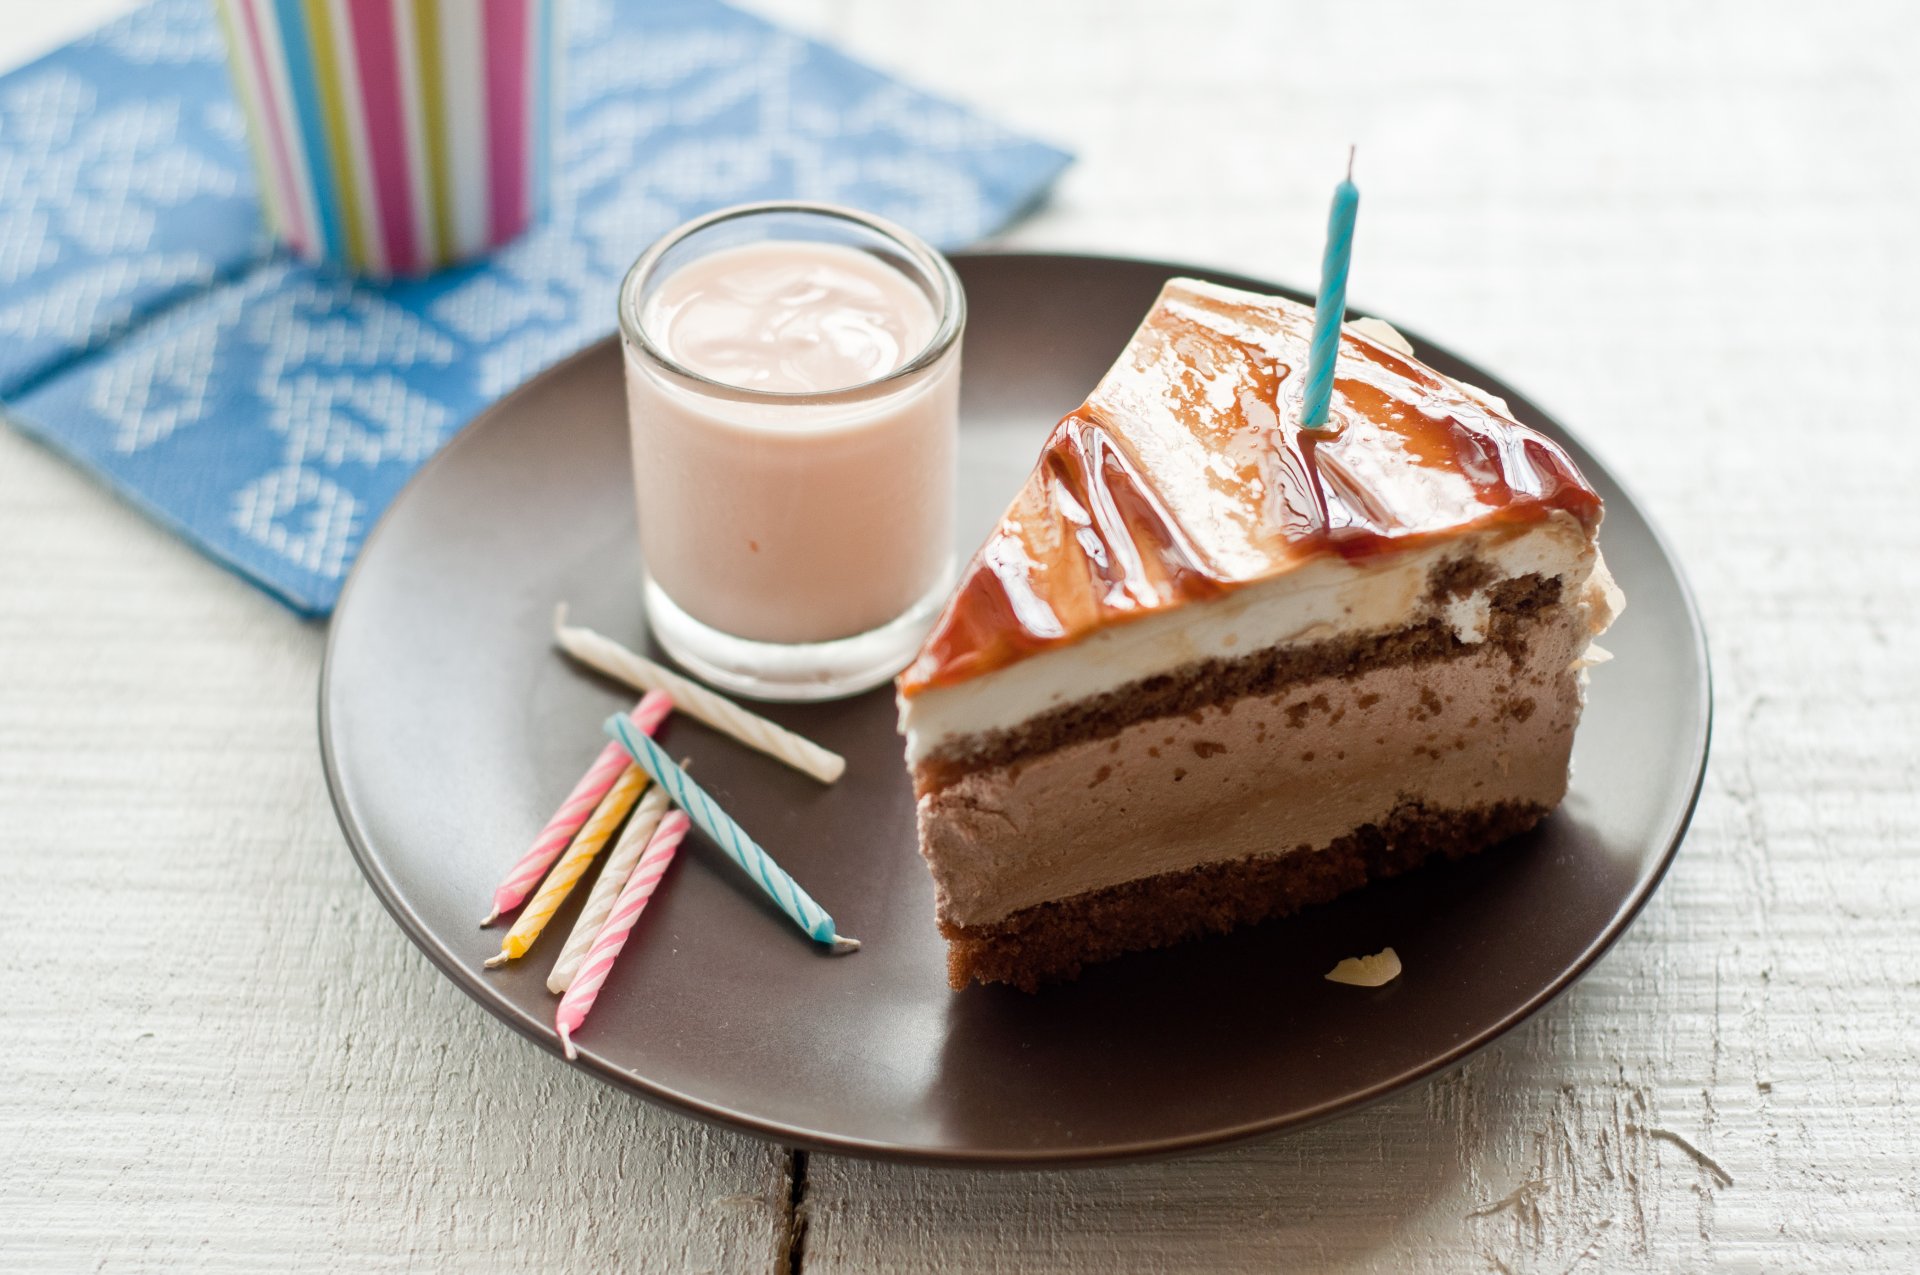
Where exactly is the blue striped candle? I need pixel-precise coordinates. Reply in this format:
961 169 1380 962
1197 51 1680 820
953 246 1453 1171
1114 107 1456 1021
603 715 860 954
1299 150 1360 430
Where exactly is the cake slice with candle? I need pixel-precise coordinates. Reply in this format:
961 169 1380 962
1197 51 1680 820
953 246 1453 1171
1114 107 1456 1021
895 277 1622 990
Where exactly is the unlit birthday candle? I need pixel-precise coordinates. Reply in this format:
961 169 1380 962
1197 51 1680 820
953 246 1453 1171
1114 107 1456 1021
482 691 674 926
487 763 651 968
604 714 859 953
554 606 846 784
1300 148 1361 431
546 783 673 994
556 812 691 1060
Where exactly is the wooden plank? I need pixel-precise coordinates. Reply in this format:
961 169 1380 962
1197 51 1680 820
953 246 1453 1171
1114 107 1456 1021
0 430 794 1272
747 0 1920 1270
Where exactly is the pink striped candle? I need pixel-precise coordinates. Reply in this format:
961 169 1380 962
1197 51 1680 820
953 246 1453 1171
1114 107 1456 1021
481 690 673 926
212 0 557 277
557 811 691 1060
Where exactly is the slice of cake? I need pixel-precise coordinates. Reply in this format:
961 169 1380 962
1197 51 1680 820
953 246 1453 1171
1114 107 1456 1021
896 278 1622 991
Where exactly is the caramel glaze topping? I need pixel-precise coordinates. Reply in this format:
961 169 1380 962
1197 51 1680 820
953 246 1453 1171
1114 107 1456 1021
899 279 1602 697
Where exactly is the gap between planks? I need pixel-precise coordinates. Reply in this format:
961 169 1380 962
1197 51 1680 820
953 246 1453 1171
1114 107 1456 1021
781 1148 812 1273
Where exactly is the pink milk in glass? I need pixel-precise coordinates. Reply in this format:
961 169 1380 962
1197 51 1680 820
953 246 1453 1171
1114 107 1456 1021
619 204 964 701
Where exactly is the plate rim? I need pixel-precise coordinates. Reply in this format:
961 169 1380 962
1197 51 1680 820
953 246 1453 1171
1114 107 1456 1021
319 248 1713 1167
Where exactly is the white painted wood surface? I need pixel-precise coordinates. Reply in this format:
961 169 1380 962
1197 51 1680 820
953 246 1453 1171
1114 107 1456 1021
4 0 1917 1270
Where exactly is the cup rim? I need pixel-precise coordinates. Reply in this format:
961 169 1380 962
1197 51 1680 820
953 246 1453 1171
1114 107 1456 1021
617 201 966 405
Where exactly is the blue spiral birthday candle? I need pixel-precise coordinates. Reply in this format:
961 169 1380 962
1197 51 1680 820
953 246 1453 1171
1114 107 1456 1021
604 715 860 954
1300 148 1360 430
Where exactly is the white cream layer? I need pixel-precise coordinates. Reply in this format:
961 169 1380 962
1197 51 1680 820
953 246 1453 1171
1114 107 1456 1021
899 512 1609 765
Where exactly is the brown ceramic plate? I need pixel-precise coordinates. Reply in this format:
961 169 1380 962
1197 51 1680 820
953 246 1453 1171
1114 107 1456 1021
321 252 1709 1166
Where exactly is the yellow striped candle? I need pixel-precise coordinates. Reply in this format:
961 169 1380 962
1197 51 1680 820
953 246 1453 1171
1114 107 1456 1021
484 763 649 968
212 0 557 277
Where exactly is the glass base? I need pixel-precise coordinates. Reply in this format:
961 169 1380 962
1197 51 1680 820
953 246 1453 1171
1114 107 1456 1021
642 567 954 703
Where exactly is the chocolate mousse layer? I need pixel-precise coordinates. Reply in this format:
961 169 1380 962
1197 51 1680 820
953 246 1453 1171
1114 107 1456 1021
940 799 1546 991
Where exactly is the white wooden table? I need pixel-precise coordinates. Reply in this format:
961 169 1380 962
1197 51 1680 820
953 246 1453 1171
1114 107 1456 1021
5 1 1917 1270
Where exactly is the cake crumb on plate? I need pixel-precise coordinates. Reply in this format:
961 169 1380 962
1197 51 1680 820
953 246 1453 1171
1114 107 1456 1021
1326 948 1402 987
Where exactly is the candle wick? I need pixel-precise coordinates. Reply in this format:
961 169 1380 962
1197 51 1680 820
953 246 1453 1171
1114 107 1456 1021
479 909 499 928
560 1026 577 1061
1346 143 1356 182
483 952 510 968
831 934 862 954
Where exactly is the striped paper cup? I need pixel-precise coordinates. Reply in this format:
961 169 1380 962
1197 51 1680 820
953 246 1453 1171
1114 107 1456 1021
214 0 557 277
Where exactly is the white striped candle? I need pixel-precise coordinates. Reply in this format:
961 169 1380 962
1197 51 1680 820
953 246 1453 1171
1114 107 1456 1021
212 0 558 277
554 607 847 784
545 782 672 992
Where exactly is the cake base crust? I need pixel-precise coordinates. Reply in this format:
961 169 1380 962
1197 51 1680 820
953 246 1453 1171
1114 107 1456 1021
938 799 1547 991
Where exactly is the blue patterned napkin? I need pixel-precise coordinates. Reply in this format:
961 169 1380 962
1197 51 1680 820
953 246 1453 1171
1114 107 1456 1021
0 0 1069 615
